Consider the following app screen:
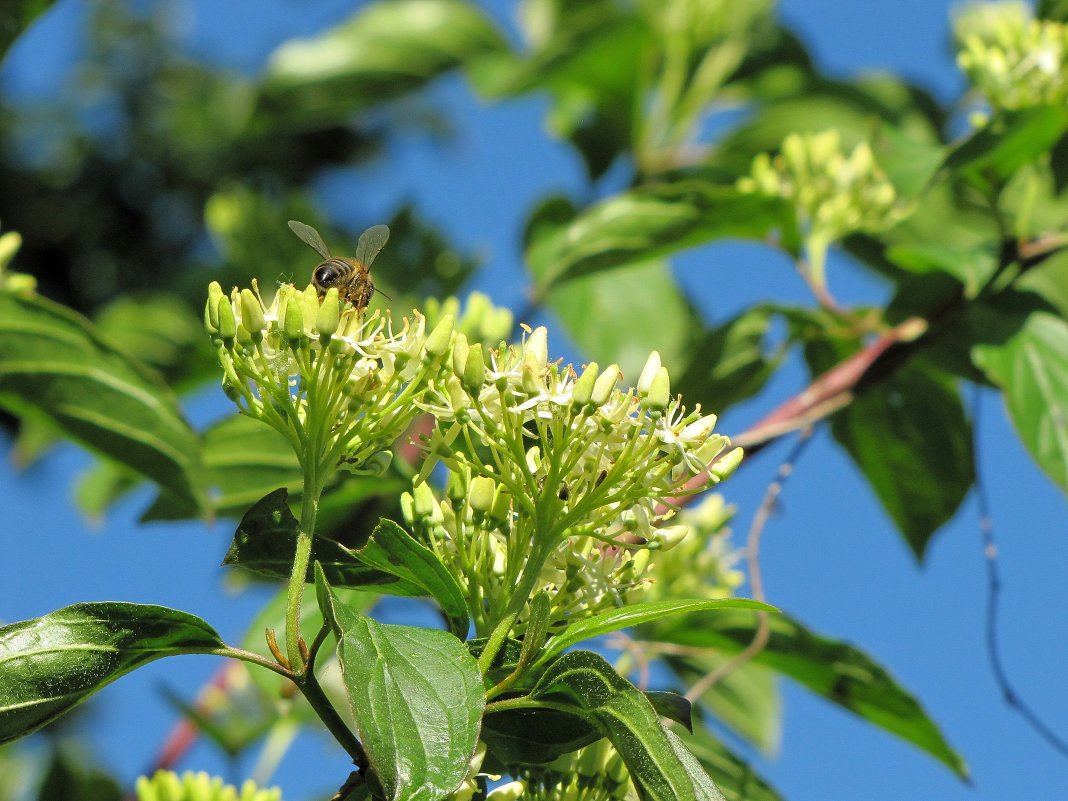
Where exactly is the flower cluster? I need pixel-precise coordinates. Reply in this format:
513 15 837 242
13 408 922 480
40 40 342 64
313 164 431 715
515 739 631 801
0 227 35 293
737 129 910 286
135 771 280 801
205 280 452 475
955 1 1068 113
404 326 740 632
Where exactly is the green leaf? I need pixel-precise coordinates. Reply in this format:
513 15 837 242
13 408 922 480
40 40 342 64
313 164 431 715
645 691 692 732
534 598 774 673
972 295 1068 494
36 746 122 801
885 243 998 297
941 105 1068 192
0 292 207 514
262 0 506 127
223 489 424 595
481 707 599 769
530 650 702 801
0 603 223 744
828 361 975 559
355 519 470 639
671 725 785 801
0 0 55 60
663 728 726 801
545 259 703 380
202 415 302 517
316 569 485 801
527 183 798 295
675 307 785 415
652 610 969 779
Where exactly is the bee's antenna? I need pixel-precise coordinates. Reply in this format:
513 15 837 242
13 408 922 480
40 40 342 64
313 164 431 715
374 286 393 301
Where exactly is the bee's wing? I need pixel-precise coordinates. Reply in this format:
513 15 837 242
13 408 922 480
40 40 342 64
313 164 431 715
354 224 390 269
288 220 332 259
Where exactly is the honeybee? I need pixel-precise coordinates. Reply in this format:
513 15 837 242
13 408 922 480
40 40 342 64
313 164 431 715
288 219 390 315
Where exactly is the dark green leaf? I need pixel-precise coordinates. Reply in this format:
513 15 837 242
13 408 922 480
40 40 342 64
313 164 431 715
527 183 798 294
972 295 1068 494
223 489 424 595
481 707 599 769
828 361 975 559
940 106 1068 192
534 598 774 673
671 725 784 801
546 259 703 378
261 0 506 127
531 650 701 801
0 0 55 60
316 569 485 801
0 603 223 744
36 746 122 801
652 610 969 778
645 691 692 732
1039 0 1068 20
675 307 785 415
355 519 470 639
0 292 207 514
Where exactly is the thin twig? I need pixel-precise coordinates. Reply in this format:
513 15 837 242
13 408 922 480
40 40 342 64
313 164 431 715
685 429 813 702
973 388 1068 759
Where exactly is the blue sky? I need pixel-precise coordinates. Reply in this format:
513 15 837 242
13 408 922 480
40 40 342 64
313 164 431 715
2 1 1067 800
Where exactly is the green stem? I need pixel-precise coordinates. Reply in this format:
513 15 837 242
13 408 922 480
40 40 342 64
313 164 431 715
286 461 321 671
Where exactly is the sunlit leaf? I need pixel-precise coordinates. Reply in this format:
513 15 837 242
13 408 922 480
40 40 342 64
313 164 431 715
671 724 785 801
0 603 223 744
316 569 484 801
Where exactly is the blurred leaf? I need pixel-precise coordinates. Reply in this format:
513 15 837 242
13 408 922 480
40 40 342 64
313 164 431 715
665 654 780 754
159 683 275 759
262 0 507 128
527 183 798 295
546 259 702 379
202 415 302 517
74 459 140 520
1039 0 1068 20
828 361 975 559
972 294 1068 494
316 569 484 801
0 1 55 61
940 106 1068 193
530 650 702 801
223 488 424 595
355 519 470 639
885 243 997 296
0 603 223 745
1017 249 1068 318
652 610 969 779
870 123 946 199
675 307 785 416
36 746 121 801
0 292 207 514
673 724 785 801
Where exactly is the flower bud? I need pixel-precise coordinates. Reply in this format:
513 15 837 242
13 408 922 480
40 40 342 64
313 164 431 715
425 313 454 358
680 412 718 443
205 282 225 332
316 288 341 338
412 480 437 520
301 285 319 329
400 492 415 525
462 343 485 392
486 781 526 801
652 524 689 551
216 296 237 341
644 366 671 412
490 487 512 521
521 363 543 396
446 465 469 501
452 332 470 378
591 364 620 406
571 362 598 407
628 547 651 577
710 445 744 481
239 288 265 336
469 475 496 513
693 434 730 468
283 294 305 342
0 230 22 269
637 351 661 397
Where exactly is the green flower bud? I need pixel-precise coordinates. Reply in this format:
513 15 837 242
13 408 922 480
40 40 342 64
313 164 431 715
452 332 470 378
462 343 485 392
316 288 341 338
524 326 548 370
412 480 437 520
216 296 237 341
283 293 305 342
206 282 225 332
486 781 526 801
591 363 620 406
400 491 415 525
652 524 689 551
521 363 543 396
693 434 730 468
645 366 671 412
301 285 319 329
637 351 661 397
710 445 744 481
425 313 454 358
239 288 265 336
0 230 22 270
490 487 512 521
446 465 470 501
469 475 496 513
572 362 598 407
